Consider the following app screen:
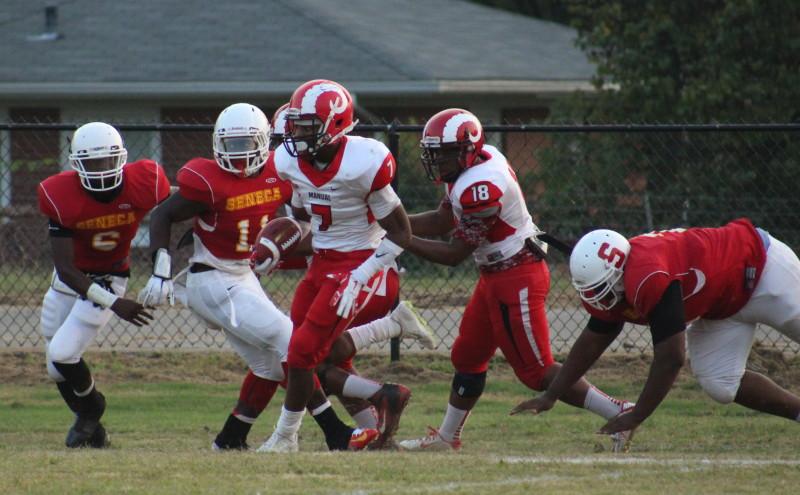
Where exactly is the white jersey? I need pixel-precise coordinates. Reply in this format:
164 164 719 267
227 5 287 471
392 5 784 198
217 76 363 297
448 145 539 266
274 136 397 252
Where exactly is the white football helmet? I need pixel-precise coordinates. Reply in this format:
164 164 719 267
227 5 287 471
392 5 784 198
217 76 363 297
69 122 127 192
213 103 270 177
570 229 631 310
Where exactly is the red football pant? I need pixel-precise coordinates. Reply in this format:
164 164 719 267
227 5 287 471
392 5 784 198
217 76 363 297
451 260 554 391
288 250 400 370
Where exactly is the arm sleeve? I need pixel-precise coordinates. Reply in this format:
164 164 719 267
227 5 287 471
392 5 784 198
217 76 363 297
177 167 215 206
154 163 171 205
48 219 73 238
648 280 687 345
366 185 402 220
586 315 625 335
451 180 504 247
37 183 65 226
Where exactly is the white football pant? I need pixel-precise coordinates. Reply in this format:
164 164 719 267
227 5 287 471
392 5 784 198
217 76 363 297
40 275 128 382
186 269 291 382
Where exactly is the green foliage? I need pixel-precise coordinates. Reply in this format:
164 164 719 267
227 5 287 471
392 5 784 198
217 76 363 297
536 1 800 242
566 0 800 122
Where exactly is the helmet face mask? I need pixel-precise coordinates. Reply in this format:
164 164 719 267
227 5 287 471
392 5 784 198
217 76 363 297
282 80 357 160
420 143 469 184
283 116 329 159
420 109 484 184
69 122 127 192
569 229 631 311
213 103 270 177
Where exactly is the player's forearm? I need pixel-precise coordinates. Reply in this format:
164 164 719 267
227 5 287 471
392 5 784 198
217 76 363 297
409 210 453 238
148 204 173 254
544 328 615 401
378 205 412 249
406 236 469 266
630 334 685 421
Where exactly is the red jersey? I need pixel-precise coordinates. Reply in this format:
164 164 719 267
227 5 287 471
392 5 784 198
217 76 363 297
585 218 767 324
38 160 170 273
177 157 292 260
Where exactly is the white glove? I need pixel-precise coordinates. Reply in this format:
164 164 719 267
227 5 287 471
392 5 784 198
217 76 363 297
137 248 174 307
251 238 281 274
335 237 404 318
335 271 369 318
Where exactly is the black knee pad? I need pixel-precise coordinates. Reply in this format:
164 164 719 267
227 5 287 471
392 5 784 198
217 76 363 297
452 371 487 398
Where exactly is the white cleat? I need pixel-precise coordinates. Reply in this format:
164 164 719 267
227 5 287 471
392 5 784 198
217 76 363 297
610 402 636 453
398 427 461 452
391 301 437 349
256 431 299 453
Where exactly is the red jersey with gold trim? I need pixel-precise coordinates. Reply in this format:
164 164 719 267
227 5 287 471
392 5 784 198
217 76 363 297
38 159 170 273
177 157 292 261
585 218 767 324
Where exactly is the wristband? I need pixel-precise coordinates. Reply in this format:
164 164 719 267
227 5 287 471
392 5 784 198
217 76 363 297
86 282 119 308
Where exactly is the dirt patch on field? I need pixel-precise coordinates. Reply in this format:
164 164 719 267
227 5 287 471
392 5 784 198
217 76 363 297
2 344 798 388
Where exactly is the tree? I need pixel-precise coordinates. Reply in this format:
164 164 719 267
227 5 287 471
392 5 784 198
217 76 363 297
534 1 800 243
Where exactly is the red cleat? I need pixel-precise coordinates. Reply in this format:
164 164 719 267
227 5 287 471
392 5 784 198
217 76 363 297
348 427 380 451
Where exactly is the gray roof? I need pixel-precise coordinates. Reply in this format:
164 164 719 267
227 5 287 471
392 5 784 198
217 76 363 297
0 0 594 97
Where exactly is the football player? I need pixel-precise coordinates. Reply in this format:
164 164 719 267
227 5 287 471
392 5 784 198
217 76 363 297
38 122 168 448
269 103 289 151
512 220 800 435
398 109 634 452
259 80 419 452
145 103 430 452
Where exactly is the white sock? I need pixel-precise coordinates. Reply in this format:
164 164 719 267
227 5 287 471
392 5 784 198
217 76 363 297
346 316 401 352
351 406 379 430
275 406 304 437
438 404 470 442
342 375 383 400
584 386 628 420
795 411 800 422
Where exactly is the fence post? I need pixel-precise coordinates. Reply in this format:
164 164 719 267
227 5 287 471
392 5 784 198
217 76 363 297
388 122 401 362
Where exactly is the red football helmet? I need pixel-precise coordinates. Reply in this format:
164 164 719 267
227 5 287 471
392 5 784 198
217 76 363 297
270 103 289 150
283 79 357 158
420 108 485 183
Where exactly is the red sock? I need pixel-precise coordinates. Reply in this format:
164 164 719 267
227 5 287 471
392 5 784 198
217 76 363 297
232 371 280 419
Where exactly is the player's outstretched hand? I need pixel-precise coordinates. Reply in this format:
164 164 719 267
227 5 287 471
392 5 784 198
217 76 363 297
509 394 556 416
111 298 154 327
598 407 641 435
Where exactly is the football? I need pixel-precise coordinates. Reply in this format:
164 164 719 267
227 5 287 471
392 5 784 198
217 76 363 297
252 217 303 267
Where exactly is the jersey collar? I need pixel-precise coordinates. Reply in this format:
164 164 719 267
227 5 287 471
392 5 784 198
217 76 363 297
298 137 347 188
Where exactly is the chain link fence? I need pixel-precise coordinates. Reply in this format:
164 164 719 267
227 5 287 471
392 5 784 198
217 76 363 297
2 121 799 355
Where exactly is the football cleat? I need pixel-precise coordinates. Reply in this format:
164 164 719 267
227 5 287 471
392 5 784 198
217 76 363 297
256 432 299 453
610 402 637 454
398 427 462 452
211 438 249 451
65 391 106 449
87 422 110 449
391 301 437 349
348 427 380 451
370 384 411 448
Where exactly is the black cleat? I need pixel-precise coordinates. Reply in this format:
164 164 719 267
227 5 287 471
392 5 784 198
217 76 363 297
66 415 101 448
211 436 249 451
65 391 106 449
87 422 110 448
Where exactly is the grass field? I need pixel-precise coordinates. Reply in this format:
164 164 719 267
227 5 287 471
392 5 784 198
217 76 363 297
1 350 799 494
